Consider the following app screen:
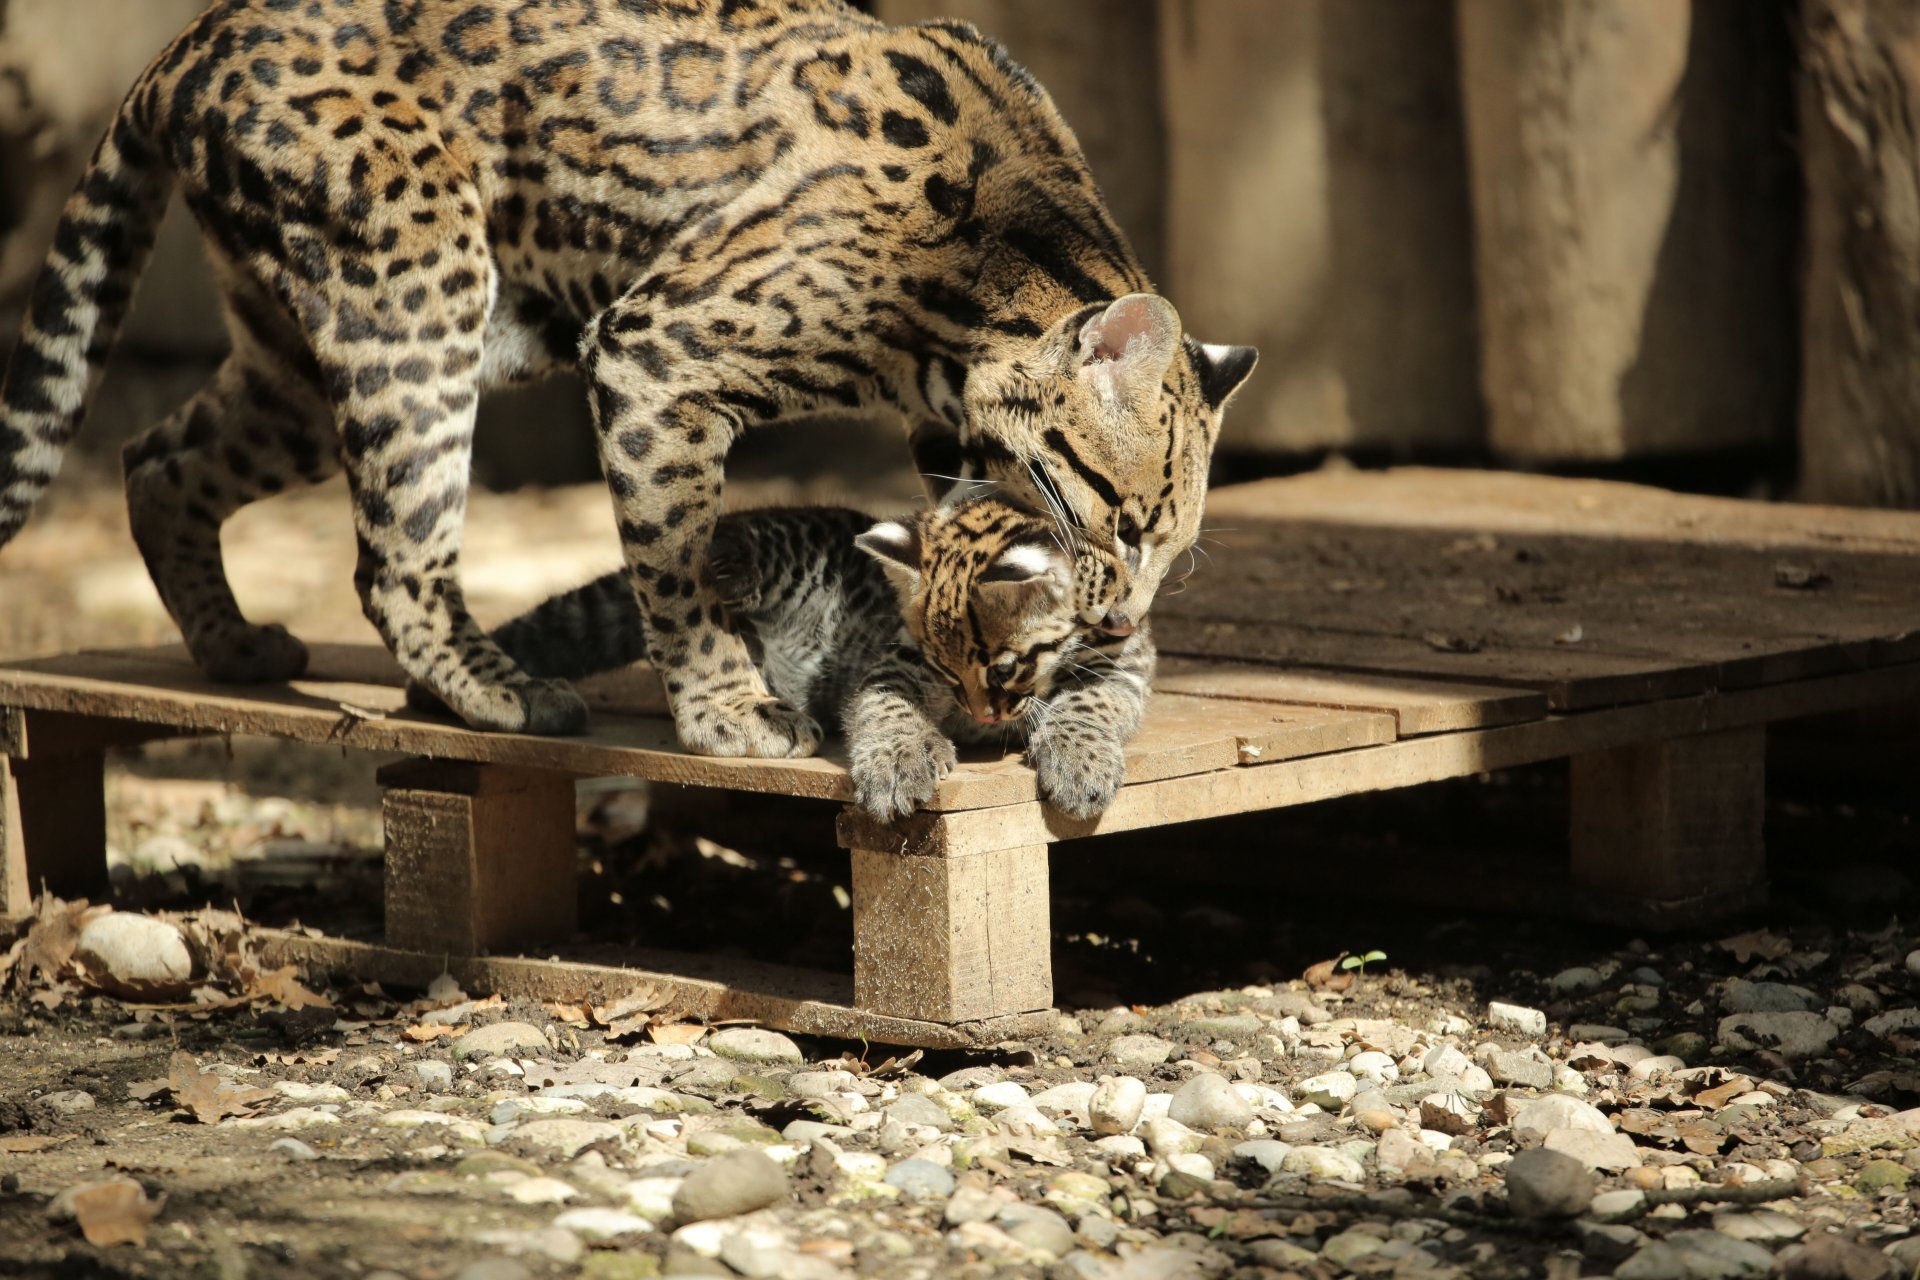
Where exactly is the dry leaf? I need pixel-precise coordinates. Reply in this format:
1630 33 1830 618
18 897 106 989
1422 632 1483 654
0 1134 76 1153
127 1077 174 1103
403 1023 464 1043
1303 954 1355 992
647 1023 707 1047
67 1178 162 1246
247 965 332 1012
592 987 670 1042
544 1001 590 1026
1719 930 1792 964
1693 1076 1755 1110
168 1052 274 1124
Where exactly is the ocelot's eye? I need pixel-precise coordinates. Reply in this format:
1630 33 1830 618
1117 514 1143 548
990 657 1018 682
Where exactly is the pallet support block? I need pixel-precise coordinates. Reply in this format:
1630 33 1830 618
378 759 578 955
848 826 1052 1024
1570 725 1767 927
2 709 111 918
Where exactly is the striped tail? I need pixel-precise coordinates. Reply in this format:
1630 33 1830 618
0 103 173 546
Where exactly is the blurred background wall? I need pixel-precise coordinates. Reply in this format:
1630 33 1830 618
2 0 1916 507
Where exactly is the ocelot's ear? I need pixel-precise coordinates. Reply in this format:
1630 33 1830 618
979 541 1068 588
854 521 921 585
1194 341 1259 411
1077 293 1182 410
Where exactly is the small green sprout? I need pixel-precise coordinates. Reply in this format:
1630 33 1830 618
1339 949 1388 976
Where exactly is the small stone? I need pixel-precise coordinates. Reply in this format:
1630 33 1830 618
780 1120 854 1143
1487 1051 1554 1089
1550 967 1607 996
1589 1189 1647 1221
1424 1044 1473 1079
1856 1158 1912 1193
511 1119 622 1159
707 1028 802 1065
671 1150 788 1222
786 1070 855 1099
36 1090 94 1114
1544 1128 1643 1171
1094 1135 1146 1159
550 1208 652 1241
1254 992 1331 1024
998 1204 1074 1258
1249 1240 1321 1268
1511 1094 1614 1145
1722 979 1821 1014
270 1137 320 1162
1781 1235 1897 1280
1280 1146 1365 1182
1375 1128 1426 1176
1142 1117 1203 1156
1090 1076 1147 1136
1107 1034 1175 1068
452 1262 535 1280
1615 1230 1778 1280
1489 1002 1548 1037
413 1061 454 1092
1712 1211 1805 1244
1231 1140 1293 1177
883 1158 955 1199
1504 1148 1594 1219
1886 1239 1920 1274
506 1177 578 1205
1029 1082 1095 1116
885 1093 952 1131
1182 1014 1261 1041
73 913 193 996
1716 1012 1838 1058
452 1023 550 1062
1629 1055 1686 1082
1349 1051 1399 1084
1168 1074 1253 1134
945 1185 1002 1226
1298 1071 1358 1109
1322 1230 1386 1268
971 1081 1031 1112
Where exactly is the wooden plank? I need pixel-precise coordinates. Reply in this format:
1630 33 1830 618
838 660 1920 855
251 929 1056 1049
850 843 1052 1024
380 761 577 955
1 748 107 915
1 756 28 918
1571 726 1768 928
1153 657 1549 734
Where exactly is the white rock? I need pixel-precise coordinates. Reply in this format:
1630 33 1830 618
1588 1189 1647 1222
991 1105 1057 1134
970 1081 1031 1112
74 913 193 994
1489 1002 1548 1037
1142 1117 1202 1156
1628 1055 1685 1082
1348 1051 1399 1085
1093 1135 1146 1159
1089 1076 1146 1136
1511 1095 1613 1145
1459 1064 1495 1091
506 1177 579 1205
1712 1210 1806 1243
552 1208 653 1240
1297 1071 1358 1110
1280 1146 1366 1182
1167 1073 1254 1133
1107 1034 1175 1069
623 1177 684 1220
1236 1082 1292 1113
1163 1152 1215 1182
1028 1082 1095 1118
511 1119 623 1158
1374 1128 1425 1175
1543 1128 1643 1171
1716 1012 1839 1058
230 1107 342 1131
708 1028 803 1065
1231 1140 1292 1176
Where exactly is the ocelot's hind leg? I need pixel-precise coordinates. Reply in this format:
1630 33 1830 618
123 346 338 683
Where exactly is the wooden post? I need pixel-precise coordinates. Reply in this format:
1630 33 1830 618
1798 0 1920 506
1458 0 1796 461
2 709 110 917
1569 726 1768 927
378 760 578 956
845 815 1052 1024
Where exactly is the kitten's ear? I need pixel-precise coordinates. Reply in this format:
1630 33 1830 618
855 521 921 582
1077 293 1181 409
1195 341 1258 410
980 541 1067 586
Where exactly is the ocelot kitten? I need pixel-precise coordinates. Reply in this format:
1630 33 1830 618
473 498 1153 819
0 0 1253 759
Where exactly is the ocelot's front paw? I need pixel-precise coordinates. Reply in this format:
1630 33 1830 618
852 726 958 821
420 674 589 735
190 623 310 684
676 692 822 759
1027 731 1128 820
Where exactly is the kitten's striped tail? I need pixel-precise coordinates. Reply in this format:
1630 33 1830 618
0 100 173 547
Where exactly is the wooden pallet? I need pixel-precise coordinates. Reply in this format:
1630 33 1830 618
5 468 1920 1046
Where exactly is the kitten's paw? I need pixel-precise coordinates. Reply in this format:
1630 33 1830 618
677 692 822 758
852 729 958 821
427 674 589 735
190 623 309 684
1028 731 1127 820
511 677 591 736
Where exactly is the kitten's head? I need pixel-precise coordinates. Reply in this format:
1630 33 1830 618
963 293 1256 636
855 497 1094 725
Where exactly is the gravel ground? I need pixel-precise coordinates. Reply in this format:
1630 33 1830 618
5 473 1920 1279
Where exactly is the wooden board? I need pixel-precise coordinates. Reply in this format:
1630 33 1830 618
1154 657 1549 735
252 929 1056 1050
0 646 1399 813
839 659 1920 855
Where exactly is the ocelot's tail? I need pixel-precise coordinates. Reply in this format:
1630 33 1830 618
0 99 173 547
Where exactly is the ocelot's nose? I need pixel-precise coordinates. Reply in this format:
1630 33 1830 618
1097 611 1134 637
